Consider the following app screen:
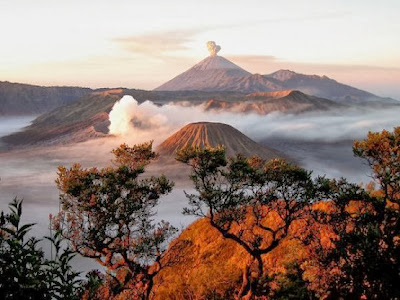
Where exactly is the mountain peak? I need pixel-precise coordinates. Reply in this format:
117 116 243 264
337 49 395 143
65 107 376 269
157 122 282 159
192 56 250 72
154 51 397 103
267 70 299 81
267 69 333 82
154 56 251 91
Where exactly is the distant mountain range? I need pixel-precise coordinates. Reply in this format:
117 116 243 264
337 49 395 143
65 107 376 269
1 54 399 148
155 55 398 104
0 81 92 115
1 88 346 148
1 55 397 118
201 90 344 114
0 89 245 147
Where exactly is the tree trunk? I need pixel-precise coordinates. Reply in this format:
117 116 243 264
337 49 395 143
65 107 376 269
237 264 251 299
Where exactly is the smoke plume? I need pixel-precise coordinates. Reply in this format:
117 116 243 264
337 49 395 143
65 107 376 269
108 96 168 136
206 41 221 57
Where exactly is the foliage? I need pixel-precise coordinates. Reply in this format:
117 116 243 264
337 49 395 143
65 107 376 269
310 126 400 299
4 128 399 299
353 126 400 206
45 230 83 299
271 262 316 300
53 142 176 299
177 147 332 298
0 199 81 300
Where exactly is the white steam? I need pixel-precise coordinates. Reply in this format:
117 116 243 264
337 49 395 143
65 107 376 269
108 95 400 146
109 96 168 136
206 41 221 57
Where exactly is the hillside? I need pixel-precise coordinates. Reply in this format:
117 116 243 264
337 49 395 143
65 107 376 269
152 217 310 299
264 70 398 104
0 90 121 147
0 89 246 148
153 199 367 299
202 90 344 114
157 122 283 160
0 81 92 115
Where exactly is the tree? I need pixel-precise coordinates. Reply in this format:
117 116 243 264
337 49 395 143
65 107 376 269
177 147 331 299
353 126 400 209
310 126 400 299
0 199 81 300
53 142 176 299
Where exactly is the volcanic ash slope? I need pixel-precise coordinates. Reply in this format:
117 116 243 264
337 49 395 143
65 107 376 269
157 122 283 160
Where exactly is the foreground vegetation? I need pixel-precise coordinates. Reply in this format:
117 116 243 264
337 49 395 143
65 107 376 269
1 127 399 299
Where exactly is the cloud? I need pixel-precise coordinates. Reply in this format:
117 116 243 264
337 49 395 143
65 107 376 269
113 29 202 56
108 95 400 147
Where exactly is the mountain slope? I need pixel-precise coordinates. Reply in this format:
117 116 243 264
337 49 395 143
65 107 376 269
0 81 93 115
203 90 344 114
264 70 398 104
154 55 398 104
0 89 248 148
154 56 251 91
157 122 282 159
0 90 122 147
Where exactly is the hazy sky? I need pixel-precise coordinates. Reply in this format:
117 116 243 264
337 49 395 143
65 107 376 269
1 0 399 99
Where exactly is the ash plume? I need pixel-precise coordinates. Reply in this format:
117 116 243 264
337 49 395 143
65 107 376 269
206 41 221 57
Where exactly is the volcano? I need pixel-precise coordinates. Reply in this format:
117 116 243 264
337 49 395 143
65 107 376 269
154 55 252 92
155 52 398 104
157 122 282 160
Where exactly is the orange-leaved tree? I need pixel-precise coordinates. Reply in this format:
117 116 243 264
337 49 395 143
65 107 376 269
53 142 176 299
310 126 400 299
177 147 333 299
354 126 400 208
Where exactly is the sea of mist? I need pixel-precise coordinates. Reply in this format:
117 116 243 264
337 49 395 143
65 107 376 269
0 96 399 272
109 95 400 145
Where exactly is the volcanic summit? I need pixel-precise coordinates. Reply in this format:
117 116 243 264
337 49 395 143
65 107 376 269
155 41 251 92
155 42 398 104
155 56 251 92
157 122 282 160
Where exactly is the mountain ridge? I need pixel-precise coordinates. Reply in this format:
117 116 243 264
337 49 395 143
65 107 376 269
202 90 344 115
0 81 93 115
263 69 395 103
155 56 398 104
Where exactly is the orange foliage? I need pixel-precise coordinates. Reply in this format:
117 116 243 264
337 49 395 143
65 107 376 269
151 203 333 298
152 198 378 298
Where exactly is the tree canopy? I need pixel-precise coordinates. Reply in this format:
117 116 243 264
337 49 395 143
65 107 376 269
177 147 335 298
53 142 176 299
3 126 399 299
0 199 81 300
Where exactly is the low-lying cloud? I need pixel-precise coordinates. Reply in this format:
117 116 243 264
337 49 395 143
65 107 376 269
108 95 400 146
